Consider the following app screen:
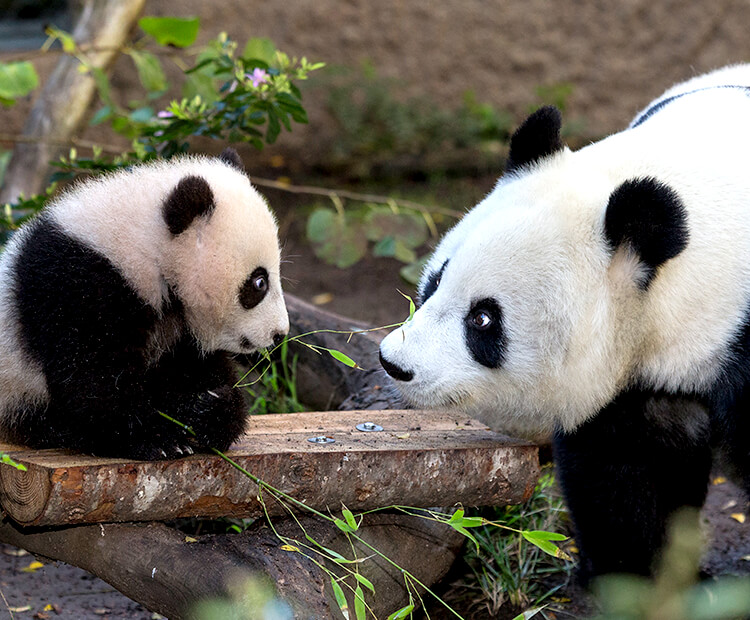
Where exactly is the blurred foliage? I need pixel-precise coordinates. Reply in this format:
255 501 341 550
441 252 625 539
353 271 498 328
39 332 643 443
591 508 750 620
0 17 324 242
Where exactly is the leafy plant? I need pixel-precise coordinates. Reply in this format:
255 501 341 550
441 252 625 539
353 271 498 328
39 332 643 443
443 469 575 619
243 339 306 416
0 18 324 237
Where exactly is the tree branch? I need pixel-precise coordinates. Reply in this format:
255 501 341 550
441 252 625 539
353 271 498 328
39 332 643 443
0 0 146 205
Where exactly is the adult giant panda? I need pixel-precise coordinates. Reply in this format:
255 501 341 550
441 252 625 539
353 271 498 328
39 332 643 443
0 149 289 460
379 64 750 583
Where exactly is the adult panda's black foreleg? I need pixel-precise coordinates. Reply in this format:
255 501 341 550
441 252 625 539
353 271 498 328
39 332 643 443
553 388 712 586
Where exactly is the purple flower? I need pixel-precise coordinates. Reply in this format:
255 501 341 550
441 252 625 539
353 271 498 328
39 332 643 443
247 68 269 88
157 110 174 119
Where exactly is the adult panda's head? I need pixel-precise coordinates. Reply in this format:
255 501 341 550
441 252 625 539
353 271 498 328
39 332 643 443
160 149 289 354
379 107 689 438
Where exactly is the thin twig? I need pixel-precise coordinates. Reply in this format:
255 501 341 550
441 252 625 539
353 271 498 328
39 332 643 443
250 175 464 219
0 131 463 219
0 133 124 155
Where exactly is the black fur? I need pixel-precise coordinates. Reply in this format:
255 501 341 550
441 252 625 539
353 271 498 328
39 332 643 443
379 350 414 382
9 217 246 460
553 388 713 586
604 177 689 288
631 85 750 128
464 298 505 368
556 304 750 585
239 267 269 310
219 147 245 172
163 175 216 236
505 106 564 173
419 260 448 305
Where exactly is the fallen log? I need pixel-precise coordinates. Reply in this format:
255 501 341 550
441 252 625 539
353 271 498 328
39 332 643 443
0 409 539 527
0 512 465 619
0 297 541 618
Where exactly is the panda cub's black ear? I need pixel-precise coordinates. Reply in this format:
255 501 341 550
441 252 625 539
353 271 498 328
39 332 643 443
218 147 244 172
604 177 689 288
163 175 216 235
505 106 564 173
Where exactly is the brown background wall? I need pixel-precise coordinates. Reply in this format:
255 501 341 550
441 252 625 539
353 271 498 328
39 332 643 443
5 0 750 167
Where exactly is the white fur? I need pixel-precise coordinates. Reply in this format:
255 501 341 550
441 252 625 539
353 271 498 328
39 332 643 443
381 65 750 438
0 227 49 426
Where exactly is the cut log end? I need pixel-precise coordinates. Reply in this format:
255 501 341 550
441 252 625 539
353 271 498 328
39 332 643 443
0 462 51 524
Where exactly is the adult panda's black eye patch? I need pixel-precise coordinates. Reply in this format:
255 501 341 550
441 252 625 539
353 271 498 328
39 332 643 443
239 267 269 309
464 298 506 368
419 259 449 306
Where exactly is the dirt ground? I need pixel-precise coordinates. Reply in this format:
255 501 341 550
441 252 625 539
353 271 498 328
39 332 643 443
2 188 750 619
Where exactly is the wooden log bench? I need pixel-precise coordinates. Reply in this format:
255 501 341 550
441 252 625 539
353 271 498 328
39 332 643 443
0 409 539 619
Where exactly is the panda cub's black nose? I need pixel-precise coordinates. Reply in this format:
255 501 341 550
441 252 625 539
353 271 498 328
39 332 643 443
379 350 414 382
273 333 286 347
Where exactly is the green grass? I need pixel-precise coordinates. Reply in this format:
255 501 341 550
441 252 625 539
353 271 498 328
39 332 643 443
242 339 306 415
441 468 575 619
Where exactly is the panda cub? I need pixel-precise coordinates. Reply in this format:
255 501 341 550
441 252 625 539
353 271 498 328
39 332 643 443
380 64 750 583
0 149 288 460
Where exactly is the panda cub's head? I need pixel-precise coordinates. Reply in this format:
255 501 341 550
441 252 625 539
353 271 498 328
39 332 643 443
51 148 289 355
379 107 690 438
159 149 289 354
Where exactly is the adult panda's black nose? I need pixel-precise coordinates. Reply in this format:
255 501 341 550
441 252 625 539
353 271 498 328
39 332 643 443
272 332 285 347
379 350 414 382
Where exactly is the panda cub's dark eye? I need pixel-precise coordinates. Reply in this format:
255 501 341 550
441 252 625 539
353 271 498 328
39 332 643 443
252 273 268 293
471 309 492 329
239 267 269 309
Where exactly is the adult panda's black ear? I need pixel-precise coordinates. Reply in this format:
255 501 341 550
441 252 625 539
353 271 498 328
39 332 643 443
218 147 244 172
505 106 564 173
604 177 689 287
163 175 216 235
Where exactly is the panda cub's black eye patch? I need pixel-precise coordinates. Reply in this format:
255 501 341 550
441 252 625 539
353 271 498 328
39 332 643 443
239 267 269 309
419 259 449 306
465 298 506 368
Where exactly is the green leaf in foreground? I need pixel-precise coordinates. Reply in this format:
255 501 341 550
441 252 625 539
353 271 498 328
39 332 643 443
354 584 366 620
139 16 200 48
331 578 349 618
326 348 360 369
0 61 39 105
521 530 571 560
387 603 415 620
0 452 27 471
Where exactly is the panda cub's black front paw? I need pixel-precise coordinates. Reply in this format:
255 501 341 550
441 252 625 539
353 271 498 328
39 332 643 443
131 441 196 461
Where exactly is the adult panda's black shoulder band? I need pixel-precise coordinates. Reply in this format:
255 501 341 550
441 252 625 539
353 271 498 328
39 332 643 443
631 85 750 128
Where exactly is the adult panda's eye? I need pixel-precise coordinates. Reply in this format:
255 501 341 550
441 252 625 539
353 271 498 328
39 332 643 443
419 259 449 306
471 309 492 329
464 298 506 368
239 267 269 309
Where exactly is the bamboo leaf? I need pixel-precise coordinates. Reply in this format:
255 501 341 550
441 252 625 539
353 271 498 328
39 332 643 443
354 572 375 594
331 578 349 619
387 604 415 620
354 584 366 620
